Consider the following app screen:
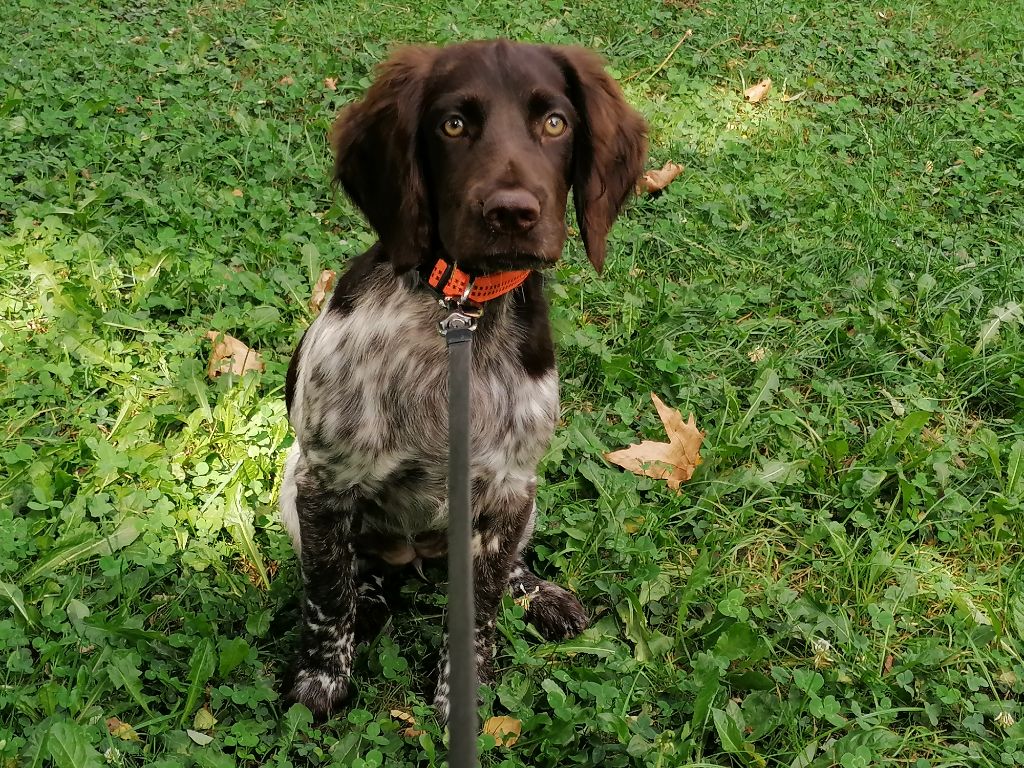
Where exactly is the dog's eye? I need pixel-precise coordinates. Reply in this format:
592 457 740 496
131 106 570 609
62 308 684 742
442 116 466 138
543 114 567 137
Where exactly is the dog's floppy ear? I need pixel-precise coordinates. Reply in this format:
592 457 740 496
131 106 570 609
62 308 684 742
552 47 648 272
331 46 436 274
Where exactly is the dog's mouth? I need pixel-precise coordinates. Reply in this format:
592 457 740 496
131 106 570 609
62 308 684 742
442 224 566 274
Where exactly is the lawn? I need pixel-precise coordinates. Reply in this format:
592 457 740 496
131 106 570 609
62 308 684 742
2 0 1023 765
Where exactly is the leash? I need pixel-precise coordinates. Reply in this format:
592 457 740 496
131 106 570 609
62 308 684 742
438 297 482 768
428 258 528 766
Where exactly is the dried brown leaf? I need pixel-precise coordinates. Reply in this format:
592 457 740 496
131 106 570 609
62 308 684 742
390 708 426 738
483 715 522 747
238 555 278 589
605 393 705 490
967 86 989 104
206 331 264 379
231 188 243 197
744 78 772 103
309 269 337 313
106 717 141 741
279 75 295 86
324 77 338 91
637 161 684 195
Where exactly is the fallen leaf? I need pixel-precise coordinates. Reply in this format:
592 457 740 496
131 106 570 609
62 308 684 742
637 161 684 195
483 715 521 747
998 670 1018 687
324 77 338 91
883 654 895 675
390 708 425 738
967 86 989 104
880 388 905 417
744 78 772 103
605 393 705 490
975 301 1023 353
187 728 214 746
781 90 806 103
623 515 645 534
106 717 140 741
238 554 278 588
193 707 217 731
278 75 295 86
309 269 337 313
205 331 264 378
231 188 243 197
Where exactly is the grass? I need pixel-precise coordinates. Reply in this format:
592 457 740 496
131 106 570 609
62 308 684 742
1 0 1023 765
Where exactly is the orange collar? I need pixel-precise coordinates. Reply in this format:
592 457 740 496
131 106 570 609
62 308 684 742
426 259 531 305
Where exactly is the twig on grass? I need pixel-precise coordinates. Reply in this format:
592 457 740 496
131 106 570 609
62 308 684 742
624 29 693 83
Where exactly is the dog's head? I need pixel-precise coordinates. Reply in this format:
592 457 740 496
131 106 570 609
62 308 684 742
331 40 647 275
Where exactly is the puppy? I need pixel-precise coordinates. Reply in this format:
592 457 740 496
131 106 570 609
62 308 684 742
280 40 647 720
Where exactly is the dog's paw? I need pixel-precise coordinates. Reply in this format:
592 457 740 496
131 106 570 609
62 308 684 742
287 668 352 720
522 581 589 641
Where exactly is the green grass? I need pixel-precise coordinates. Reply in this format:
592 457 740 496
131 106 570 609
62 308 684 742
2 0 1023 765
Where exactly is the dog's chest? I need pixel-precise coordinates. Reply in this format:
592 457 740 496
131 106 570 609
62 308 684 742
292 276 558 533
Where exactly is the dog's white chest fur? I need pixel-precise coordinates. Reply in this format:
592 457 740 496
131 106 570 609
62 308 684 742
280 265 558 548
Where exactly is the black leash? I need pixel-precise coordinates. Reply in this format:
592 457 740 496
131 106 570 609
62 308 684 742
439 302 481 768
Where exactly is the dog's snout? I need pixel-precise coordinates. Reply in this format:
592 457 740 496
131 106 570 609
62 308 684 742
482 190 541 233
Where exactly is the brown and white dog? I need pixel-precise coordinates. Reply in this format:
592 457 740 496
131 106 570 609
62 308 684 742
279 40 646 720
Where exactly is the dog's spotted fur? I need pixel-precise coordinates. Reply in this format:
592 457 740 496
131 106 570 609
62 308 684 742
280 40 646 720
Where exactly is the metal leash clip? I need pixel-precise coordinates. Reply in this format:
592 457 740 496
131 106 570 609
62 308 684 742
437 282 483 335
438 307 480 336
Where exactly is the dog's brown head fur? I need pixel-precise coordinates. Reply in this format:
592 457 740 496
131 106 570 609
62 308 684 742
330 40 647 275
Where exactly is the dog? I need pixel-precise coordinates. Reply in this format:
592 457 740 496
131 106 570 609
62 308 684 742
279 39 647 721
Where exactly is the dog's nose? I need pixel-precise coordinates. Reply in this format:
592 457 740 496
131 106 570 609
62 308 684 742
482 190 541 233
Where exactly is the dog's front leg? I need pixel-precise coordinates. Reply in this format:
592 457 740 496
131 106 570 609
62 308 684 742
288 482 360 719
434 495 527 721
